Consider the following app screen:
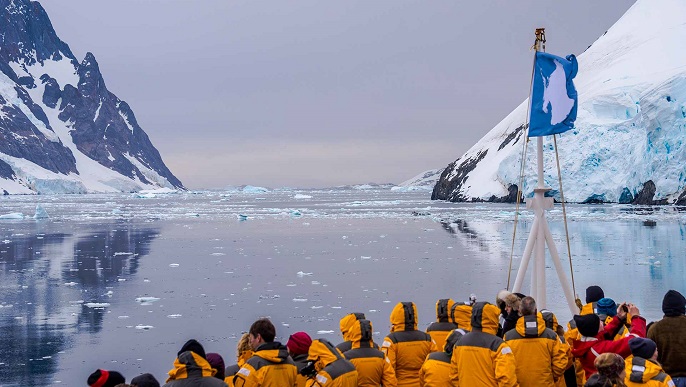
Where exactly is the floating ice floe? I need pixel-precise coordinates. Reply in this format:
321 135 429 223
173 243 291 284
296 271 313 277
118 316 130 319
33 205 49 219
135 297 160 305
167 314 182 319
317 330 335 334
63 282 77 286
242 185 269 194
114 252 133 256
238 214 248 221
135 325 154 330
360 256 371 260
292 298 308 302
290 210 302 217
169 263 180 268
0 213 24 220
294 194 312 199
132 193 156 199
84 303 110 308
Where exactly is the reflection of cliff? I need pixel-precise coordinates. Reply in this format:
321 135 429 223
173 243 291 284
0 223 159 386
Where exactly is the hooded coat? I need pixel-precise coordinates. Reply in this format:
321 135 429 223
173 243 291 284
381 302 437 387
624 357 674 386
570 314 647 379
164 351 228 387
306 339 357 387
420 328 466 387
336 313 378 353
451 302 518 387
426 299 458 350
450 302 472 331
503 312 567 387
540 310 576 387
233 342 297 387
343 319 397 387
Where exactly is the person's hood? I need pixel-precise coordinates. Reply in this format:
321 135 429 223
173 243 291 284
307 339 344 370
348 319 374 348
515 312 546 337
470 302 499 335
435 299 455 322
390 302 418 332
166 351 216 382
625 357 665 383
450 302 472 330
444 328 468 354
237 350 253 366
253 342 291 364
339 313 365 341
540 309 559 332
570 336 597 358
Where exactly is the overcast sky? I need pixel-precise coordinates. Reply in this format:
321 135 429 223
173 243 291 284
40 1 635 189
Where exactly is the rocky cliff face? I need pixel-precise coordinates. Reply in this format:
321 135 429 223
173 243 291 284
433 0 686 204
0 0 183 193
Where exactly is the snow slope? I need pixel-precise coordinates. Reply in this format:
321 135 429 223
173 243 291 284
434 0 686 204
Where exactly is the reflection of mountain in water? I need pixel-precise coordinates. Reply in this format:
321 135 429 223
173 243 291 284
0 223 159 386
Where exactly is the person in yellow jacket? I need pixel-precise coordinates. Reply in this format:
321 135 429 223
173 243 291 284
381 302 437 387
233 318 297 387
426 299 458 350
624 338 674 387
225 333 254 386
503 297 567 387
164 339 228 387
304 339 357 387
342 319 397 387
336 313 378 353
420 328 466 387
451 302 519 387
540 309 577 387
450 302 472 331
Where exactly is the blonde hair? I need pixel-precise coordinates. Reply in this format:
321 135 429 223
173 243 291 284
593 353 626 387
237 333 252 357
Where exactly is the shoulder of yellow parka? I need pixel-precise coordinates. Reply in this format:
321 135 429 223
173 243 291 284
381 336 397 370
233 362 261 387
492 341 519 387
305 370 335 387
381 354 398 387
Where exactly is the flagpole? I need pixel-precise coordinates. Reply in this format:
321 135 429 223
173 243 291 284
513 28 579 315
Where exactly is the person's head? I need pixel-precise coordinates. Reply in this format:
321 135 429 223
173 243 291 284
286 331 312 356
130 373 160 387
249 318 276 349
435 299 455 322
87 369 126 387
594 353 626 386
519 296 537 316
177 339 206 359
470 302 500 335
629 337 658 361
339 313 365 340
596 298 617 318
390 302 418 332
573 313 601 337
129 373 159 387
586 285 605 304
205 353 225 380
662 289 686 317
236 332 253 358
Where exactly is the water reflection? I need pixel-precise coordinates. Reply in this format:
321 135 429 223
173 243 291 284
0 222 158 386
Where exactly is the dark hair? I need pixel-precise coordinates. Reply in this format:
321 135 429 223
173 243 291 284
250 318 276 342
519 296 537 316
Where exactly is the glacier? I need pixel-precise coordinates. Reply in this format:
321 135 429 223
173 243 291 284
433 0 686 204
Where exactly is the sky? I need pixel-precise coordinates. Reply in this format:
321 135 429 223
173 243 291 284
40 0 636 189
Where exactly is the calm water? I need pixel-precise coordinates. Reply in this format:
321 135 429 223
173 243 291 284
0 189 684 386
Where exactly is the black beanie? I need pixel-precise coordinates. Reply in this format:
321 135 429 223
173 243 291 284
573 314 600 337
629 337 657 359
586 285 605 304
87 369 126 387
130 373 161 387
178 339 206 359
662 290 686 317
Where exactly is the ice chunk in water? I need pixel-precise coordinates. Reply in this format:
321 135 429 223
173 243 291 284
135 325 154 330
135 297 160 305
296 271 313 277
167 314 182 319
317 330 335 334
169 263 180 268
294 194 312 199
33 205 49 219
292 298 308 302
84 303 110 308
0 213 24 220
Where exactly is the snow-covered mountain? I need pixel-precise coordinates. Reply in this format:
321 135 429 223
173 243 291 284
394 168 444 191
433 0 686 205
0 0 183 194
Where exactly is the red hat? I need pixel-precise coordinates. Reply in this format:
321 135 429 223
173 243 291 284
287 332 312 355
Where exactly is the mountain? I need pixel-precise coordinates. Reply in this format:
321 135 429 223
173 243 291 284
433 0 686 205
0 0 183 194
394 168 444 191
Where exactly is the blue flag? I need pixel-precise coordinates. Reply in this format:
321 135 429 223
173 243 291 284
528 51 578 137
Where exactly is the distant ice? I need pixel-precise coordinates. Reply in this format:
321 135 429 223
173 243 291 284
33 205 49 219
296 271 313 277
167 314 182 319
0 213 24 220
294 194 312 199
169 264 180 268
242 186 269 194
84 303 110 308
135 325 154 330
114 252 133 256
63 282 77 286
292 298 308 302
317 330 335 334
135 297 160 305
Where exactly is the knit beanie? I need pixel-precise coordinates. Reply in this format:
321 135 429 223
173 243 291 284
586 286 605 304
662 290 686 317
573 314 600 337
178 339 206 359
629 337 657 359
130 373 160 387
206 353 226 380
87 369 126 387
596 298 617 317
287 331 312 355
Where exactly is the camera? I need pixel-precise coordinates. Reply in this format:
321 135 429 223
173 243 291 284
299 361 317 378
621 304 629 313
